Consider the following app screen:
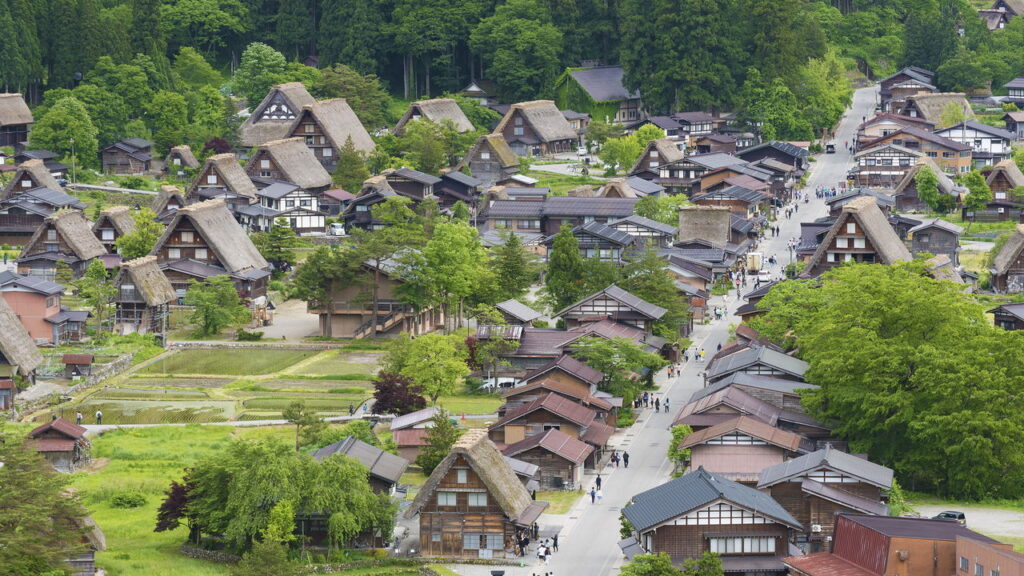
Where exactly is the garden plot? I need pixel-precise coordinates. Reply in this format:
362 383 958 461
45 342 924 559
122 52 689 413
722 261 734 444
286 350 383 377
124 377 234 389
140 349 318 376
54 399 236 424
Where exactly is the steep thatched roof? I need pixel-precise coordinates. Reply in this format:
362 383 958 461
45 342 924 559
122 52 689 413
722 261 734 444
892 158 963 199
804 196 912 275
167 145 199 169
23 209 106 261
251 138 332 189
987 159 1024 189
904 93 974 125
239 82 316 146
494 100 578 143
629 138 685 174
0 296 44 375
395 98 474 134
992 224 1024 274
301 99 375 153
118 256 177 306
152 185 188 214
194 154 257 200
458 134 520 173
94 206 136 236
404 429 543 523
599 178 639 198
157 199 268 273
0 93 33 126
925 254 964 284
2 159 62 201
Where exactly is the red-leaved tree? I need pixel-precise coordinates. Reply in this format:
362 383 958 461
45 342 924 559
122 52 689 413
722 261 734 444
372 372 426 415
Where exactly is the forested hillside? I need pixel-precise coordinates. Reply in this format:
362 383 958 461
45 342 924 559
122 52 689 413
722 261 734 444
0 0 1021 146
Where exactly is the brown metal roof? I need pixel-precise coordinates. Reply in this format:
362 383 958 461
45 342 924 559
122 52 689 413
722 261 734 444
673 386 781 428
679 415 810 452
502 428 594 464
492 392 598 429
61 354 94 365
502 379 613 411
392 428 430 447
783 553 876 576
28 417 87 439
581 421 615 447
520 354 604 387
840 513 1003 543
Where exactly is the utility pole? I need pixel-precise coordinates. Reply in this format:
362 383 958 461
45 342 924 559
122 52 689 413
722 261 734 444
69 138 76 184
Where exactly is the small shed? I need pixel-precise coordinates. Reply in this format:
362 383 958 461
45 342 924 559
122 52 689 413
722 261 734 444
312 436 410 495
63 353 94 379
0 378 15 410
27 417 90 472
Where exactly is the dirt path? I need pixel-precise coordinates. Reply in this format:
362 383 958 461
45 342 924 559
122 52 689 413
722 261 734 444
913 503 1024 540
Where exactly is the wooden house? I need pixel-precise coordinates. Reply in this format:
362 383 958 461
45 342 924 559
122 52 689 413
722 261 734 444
63 353 93 378
163 144 199 179
394 98 475 135
596 178 643 199
13 149 68 178
879 67 936 112
554 65 643 125
113 256 176 337
186 153 258 212
694 134 737 155
852 144 922 187
862 126 974 176
1002 110 1024 140
100 138 154 175
562 109 590 136
488 392 614 466
609 215 677 247
784 514 1005 576
312 436 410 495
320 188 354 217
18 210 108 280
672 385 831 440
802 197 913 278
1004 76 1024 102
689 371 818 415
151 199 271 320
27 418 90 472
385 168 440 201
403 429 548 559
897 92 973 126
247 137 332 234
678 415 814 484
990 224 1024 292
308 253 440 338
620 468 802 571
493 100 579 156
673 112 721 137
391 406 439 463
92 206 136 254
935 121 1014 167
856 113 936 148
435 171 483 210
759 446 893 549
634 116 683 139
699 164 772 196
501 428 592 490
890 158 962 212
989 302 1024 330
0 93 33 148
456 134 521 188
2 158 64 202
0 293 45 386
555 284 666 332
69 516 107 576
691 185 768 218
986 158 1024 212
500 378 616 426
151 185 188 223
955 536 1024 576
458 79 499 106
482 196 638 236
907 218 962 264
629 138 686 182
544 221 635 264
705 345 809 384
0 378 14 410
287 99 375 169
0 186 86 246
0 270 84 344
239 82 317 147
736 141 809 173
343 176 399 231
825 189 896 218
494 299 542 326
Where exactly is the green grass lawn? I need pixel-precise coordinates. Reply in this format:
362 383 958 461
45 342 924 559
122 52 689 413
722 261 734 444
436 395 502 415
290 350 383 376
140 349 319 376
536 490 583 514
525 169 605 195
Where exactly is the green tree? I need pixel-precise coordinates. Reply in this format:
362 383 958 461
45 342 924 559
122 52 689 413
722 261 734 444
936 48 988 93
599 134 644 174
635 194 691 226
274 0 312 60
417 221 493 324
962 170 993 212
914 165 943 213
572 336 667 396
396 119 455 174
620 248 689 338
70 84 130 147
291 246 355 338
115 208 165 260
231 540 301 576
251 218 302 270
74 259 117 329
448 93 501 131
938 101 968 130
282 401 326 452
0 423 90 574
172 46 222 88
318 0 388 75
233 42 289 106
493 231 536 300
88 56 153 116
902 5 957 73
682 552 726 576
545 223 585 309
147 90 189 153
470 0 564 102
29 97 99 169
400 333 470 404
262 499 297 544
415 409 464 473
667 425 694 476
332 136 371 191
620 552 683 576
468 305 520 382
315 64 392 131
183 275 250 336
161 0 246 57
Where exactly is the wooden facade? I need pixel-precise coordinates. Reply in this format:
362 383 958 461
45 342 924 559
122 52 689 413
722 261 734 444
101 140 153 175
555 284 665 332
852 145 920 187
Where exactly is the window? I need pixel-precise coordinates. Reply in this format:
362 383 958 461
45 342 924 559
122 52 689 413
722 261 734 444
101 229 115 241
468 493 488 507
961 557 970 571
457 469 467 483
45 296 57 307
300 199 312 207
513 127 524 136
493 219 511 229
47 229 57 241
436 492 456 506
356 205 369 212
996 192 1007 200
195 248 207 260
173 158 181 165
827 252 835 262
463 534 503 550
207 174 217 184
260 159 270 169
304 123 314 133
943 152 953 158
21 179 32 188
679 503 768 525
846 222 856 234
481 151 491 160
323 147 333 157
926 151 938 157
543 424 561 431
844 253 853 262
706 433 766 445
976 564 984 576
305 136 315 145
918 233 930 244
836 238 848 249
708 537 775 554
181 231 194 243
259 170 273 178
432 532 441 542
853 238 865 249
650 161 659 168
514 116 523 126
168 248 181 259
650 150 659 158
991 570 1000 576
865 158 876 166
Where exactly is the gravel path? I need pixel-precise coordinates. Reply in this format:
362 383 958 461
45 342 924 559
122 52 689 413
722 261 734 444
913 504 1024 540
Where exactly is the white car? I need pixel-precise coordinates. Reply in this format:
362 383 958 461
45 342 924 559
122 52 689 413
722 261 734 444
757 271 772 283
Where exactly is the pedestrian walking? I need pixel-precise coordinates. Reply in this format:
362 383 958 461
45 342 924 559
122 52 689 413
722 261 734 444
552 534 559 552
623 452 630 468
664 398 670 411
655 398 661 412
595 474 602 490
699 348 705 361
538 544 547 564
597 488 603 501
612 451 620 467
683 350 689 362
75 411 82 425
545 545 552 564
95 409 102 425
590 487 597 503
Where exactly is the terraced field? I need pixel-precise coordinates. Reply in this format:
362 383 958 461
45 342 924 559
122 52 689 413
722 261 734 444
140 349 319 375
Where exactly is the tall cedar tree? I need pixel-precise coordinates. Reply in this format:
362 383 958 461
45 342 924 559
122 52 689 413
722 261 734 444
183 275 250 336
415 410 464 474
494 231 533 300
318 0 388 75
372 372 428 415
315 64 392 131
332 136 371 191
252 218 302 270
545 223 585 309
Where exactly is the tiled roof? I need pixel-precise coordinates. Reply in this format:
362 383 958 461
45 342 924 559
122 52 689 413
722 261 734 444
390 406 439 430
706 345 809 381
555 284 667 321
312 436 409 483
502 428 594 464
679 415 813 452
492 392 598 429
758 445 894 489
567 65 638 101
520 355 604 387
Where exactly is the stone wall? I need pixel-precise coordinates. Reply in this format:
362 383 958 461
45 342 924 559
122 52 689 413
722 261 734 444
678 205 731 247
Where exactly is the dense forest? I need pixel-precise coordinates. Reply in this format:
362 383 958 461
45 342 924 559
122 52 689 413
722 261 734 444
2 0 1023 152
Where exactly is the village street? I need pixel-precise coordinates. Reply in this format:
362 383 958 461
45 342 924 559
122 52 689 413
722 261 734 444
444 85 880 576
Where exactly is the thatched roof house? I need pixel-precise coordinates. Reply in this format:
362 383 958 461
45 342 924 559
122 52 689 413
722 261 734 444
394 98 475 134
155 199 268 276
900 93 974 125
629 137 686 176
117 256 177 306
295 99 375 154
495 100 578 143
166 144 199 170
18 210 108 278
152 185 188 218
93 206 136 239
803 196 912 277
239 82 317 147
187 153 258 203
0 295 44 376
0 93 32 127
990 224 1024 293
598 178 640 198
248 137 332 189
2 158 63 201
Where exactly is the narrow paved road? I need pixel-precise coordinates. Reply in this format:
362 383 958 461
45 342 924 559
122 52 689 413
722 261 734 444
447 85 879 576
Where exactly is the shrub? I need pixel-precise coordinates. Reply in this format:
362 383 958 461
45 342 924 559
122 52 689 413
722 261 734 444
531 319 550 328
119 176 149 190
236 329 264 341
110 492 147 508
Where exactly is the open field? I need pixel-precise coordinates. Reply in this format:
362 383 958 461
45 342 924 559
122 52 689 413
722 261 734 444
140 349 319 376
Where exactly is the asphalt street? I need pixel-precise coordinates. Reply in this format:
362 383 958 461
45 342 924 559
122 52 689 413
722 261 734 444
444 85 880 576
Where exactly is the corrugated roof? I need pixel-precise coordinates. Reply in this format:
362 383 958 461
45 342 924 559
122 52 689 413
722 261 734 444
622 468 801 532
783 553 876 576
520 354 605 387
442 170 482 188
495 298 543 323
758 445 893 489
799 479 889 516
0 270 65 296
679 415 812 452
908 217 962 236
502 428 594 464
542 196 638 217
390 406 439 430
840 513 1002 542
62 353 94 365
692 184 768 204
625 176 665 196
312 436 409 484
503 379 613 411
672 386 781 429
555 284 667 321
392 167 441 185
610 214 678 236
566 65 638 102
706 346 808 381
28 417 87 439
492 392 598 429
392 428 430 446
738 141 811 160
690 373 818 404
568 221 635 245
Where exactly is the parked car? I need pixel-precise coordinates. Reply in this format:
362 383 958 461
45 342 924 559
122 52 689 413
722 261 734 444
757 270 772 283
933 511 966 525
825 143 836 154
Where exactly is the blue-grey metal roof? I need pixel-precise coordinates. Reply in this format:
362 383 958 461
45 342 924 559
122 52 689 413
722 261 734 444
21 187 86 209
394 168 441 185
555 284 666 320
0 270 65 296
256 181 300 200
504 187 550 197
625 176 665 196
738 141 811 159
692 185 768 204
485 200 544 218
689 372 818 404
688 152 745 169
706 345 809 381
757 445 893 489
609 214 677 236
571 221 635 245
312 436 409 484
543 196 638 217
442 170 482 188
623 468 801 532
568 65 639 102
495 298 543 323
